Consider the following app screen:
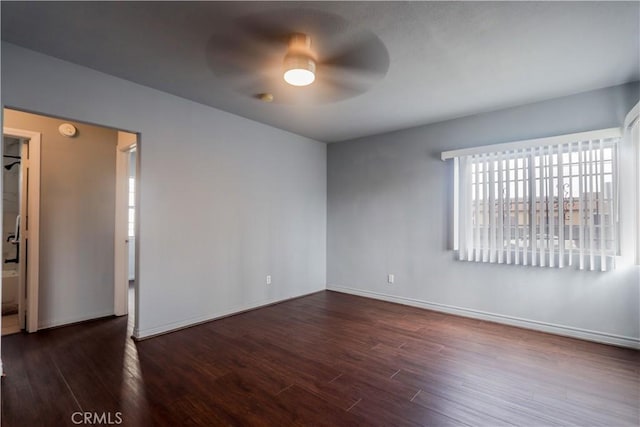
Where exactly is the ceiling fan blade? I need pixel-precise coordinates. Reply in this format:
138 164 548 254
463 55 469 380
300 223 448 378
322 33 390 77
235 8 349 49
311 78 367 103
322 69 374 94
234 68 374 105
205 32 282 79
234 17 292 47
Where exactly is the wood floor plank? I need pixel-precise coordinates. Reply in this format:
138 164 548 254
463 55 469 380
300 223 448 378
273 384 364 426
1 290 638 426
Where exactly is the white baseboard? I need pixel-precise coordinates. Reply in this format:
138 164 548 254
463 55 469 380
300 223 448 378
327 285 640 349
38 310 115 330
133 288 324 340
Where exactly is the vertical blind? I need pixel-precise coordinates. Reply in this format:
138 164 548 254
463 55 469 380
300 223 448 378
443 129 621 271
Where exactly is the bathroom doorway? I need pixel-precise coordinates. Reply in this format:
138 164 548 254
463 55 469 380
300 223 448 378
1 128 41 335
2 108 139 335
2 136 22 335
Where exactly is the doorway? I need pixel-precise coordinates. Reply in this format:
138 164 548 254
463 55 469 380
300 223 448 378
2 136 22 335
1 127 41 335
2 109 139 335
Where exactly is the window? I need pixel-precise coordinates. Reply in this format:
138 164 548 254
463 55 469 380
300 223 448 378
443 128 621 271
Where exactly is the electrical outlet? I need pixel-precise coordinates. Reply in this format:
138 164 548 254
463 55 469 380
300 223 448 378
266 275 271 285
388 274 394 284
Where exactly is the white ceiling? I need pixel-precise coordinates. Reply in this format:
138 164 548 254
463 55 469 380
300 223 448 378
2 1 638 143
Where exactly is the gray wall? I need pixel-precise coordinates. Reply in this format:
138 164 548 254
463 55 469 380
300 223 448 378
1 42 327 338
328 82 640 346
4 110 117 328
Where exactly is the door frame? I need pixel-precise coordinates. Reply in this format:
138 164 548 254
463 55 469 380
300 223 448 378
114 133 137 316
3 127 41 333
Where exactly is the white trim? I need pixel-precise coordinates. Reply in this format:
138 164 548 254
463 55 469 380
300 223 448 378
452 157 459 250
133 141 141 338
114 132 136 317
327 285 640 349
114 147 128 316
132 289 323 339
441 127 622 160
625 102 640 265
624 101 639 130
3 127 41 333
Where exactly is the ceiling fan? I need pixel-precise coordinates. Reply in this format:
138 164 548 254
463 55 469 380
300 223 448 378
206 8 390 104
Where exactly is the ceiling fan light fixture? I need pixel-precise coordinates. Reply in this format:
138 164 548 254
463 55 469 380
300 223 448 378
283 54 316 86
283 34 315 87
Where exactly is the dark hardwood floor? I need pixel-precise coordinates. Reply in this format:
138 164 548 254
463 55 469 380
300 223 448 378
2 290 638 426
